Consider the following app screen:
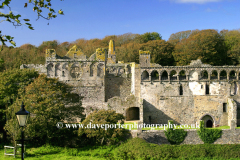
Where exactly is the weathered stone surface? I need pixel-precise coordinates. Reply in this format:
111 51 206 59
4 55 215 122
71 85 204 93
21 40 240 129
133 129 240 145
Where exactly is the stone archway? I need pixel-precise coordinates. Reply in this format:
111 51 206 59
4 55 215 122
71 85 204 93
200 114 214 128
206 120 213 128
126 107 139 121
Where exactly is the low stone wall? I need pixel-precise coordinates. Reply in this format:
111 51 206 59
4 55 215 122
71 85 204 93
131 129 240 145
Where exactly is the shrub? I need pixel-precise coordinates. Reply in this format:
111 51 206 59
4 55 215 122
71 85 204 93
164 120 187 145
78 109 130 145
197 120 222 144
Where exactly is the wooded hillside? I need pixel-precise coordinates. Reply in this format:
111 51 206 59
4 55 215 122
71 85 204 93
1 29 240 71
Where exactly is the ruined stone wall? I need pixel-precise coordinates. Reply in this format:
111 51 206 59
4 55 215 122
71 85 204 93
105 64 132 102
107 95 143 121
140 80 234 126
20 64 47 74
141 81 194 124
135 129 240 145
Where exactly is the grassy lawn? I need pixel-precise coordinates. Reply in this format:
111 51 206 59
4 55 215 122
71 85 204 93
2 138 240 160
1 145 107 160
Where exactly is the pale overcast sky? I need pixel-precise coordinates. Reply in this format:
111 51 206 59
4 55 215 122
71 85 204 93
0 0 239 47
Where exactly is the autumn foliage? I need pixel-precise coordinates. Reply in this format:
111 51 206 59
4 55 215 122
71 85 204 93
0 30 240 71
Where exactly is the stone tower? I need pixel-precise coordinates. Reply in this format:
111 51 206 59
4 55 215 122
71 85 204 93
139 50 151 67
107 40 116 64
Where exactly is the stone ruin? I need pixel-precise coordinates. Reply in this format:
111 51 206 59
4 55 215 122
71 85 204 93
21 40 240 129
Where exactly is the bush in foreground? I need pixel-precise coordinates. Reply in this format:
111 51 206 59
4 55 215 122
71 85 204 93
112 138 240 159
78 109 130 145
197 120 222 144
164 120 187 145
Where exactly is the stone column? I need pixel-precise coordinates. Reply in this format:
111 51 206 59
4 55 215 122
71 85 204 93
237 72 239 80
168 75 170 82
149 75 151 81
218 72 220 81
177 75 179 81
186 75 189 80
227 73 229 81
208 73 210 80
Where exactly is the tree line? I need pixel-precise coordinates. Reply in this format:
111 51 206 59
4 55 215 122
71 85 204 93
0 29 240 72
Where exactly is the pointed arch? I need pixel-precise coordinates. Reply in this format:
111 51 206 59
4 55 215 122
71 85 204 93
179 70 186 80
141 70 149 81
170 70 177 80
151 70 159 81
161 70 168 80
47 63 54 77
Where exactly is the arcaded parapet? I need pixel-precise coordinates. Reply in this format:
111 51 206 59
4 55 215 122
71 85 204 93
227 98 237 129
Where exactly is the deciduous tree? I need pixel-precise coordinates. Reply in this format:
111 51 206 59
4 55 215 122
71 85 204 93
0 0 64 51
4 73 84 145
172 29 227 66
140 40 175 66
223 30 240 65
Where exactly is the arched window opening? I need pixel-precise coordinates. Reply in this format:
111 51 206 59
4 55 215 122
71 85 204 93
206 84 209 95
141 70 149 81
223 103 227 112
170 70 177 80
161 71 168 80
90 63 94 77
200 70 208 80
220 70 227 80
151 70 159 81
62 63 68 78
97 64 104 77
47 63 54 77
126 107 139 121
210 70 218 80
179 70 186 80
230 82 237 95
55 63 61 77
179 84 183 95
230 70 236 80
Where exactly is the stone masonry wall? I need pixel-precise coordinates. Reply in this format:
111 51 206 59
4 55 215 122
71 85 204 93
135 129 240 145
